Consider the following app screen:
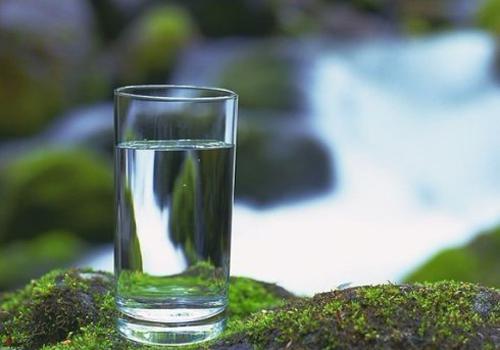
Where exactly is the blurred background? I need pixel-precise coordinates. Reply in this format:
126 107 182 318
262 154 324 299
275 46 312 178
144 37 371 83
0 0 499 295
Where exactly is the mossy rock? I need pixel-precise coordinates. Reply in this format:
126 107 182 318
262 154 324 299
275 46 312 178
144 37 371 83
217 282 499 349
0 0 107 139
396 0 453 35
116 4 196 84
0 231 86 291
218 51 303 112
178 0 278 37
0 149 113 244
0 269 291 349
477 0 500 35
236 117 333 206
1 269 498 349
405 225 500 288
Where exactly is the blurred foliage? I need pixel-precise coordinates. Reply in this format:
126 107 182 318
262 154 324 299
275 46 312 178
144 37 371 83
117 5 196 84
0 50 64 139
477 0 500 35
405 225 500 287
179 0 278 37
0 231 86 290
219 52 302 111
0 149 113 244
0 0 107 139
236 117 333 206
331 0 385 13
396 0 452 35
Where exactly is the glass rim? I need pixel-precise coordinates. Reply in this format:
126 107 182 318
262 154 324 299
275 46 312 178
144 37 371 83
114 84 238 102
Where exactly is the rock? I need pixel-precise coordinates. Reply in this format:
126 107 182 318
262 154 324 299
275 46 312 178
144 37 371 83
0 149 114 244
404 225 500 288
1 270 498 349
0 231 87 291
115 4 196 84
236 116 333 206
179 0 278 37
0 0 106 139
218 50 304 112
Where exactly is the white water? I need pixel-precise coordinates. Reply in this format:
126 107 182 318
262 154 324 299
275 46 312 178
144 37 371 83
81 31 500 295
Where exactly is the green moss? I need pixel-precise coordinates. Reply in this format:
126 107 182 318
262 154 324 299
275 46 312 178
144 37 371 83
227 277 293 324
405 225 500 287
477 0 500 35
0 231 86 290
0 149 114 244
0 269 288 350
219 282 499 349
2 271 499 349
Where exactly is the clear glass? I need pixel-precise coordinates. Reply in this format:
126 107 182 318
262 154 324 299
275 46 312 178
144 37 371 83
114 85 237 346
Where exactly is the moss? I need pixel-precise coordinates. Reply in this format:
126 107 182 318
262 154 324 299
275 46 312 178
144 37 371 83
218 282 500 349
405 225 500 287
0 231 86 290
118 5 195 84
0 149 114 244
0 269 113 349
227 277 294 324
2 270 499 350
477 0 500 35
0 269 287 350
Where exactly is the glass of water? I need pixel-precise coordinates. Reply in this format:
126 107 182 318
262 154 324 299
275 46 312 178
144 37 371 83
114 85 237 345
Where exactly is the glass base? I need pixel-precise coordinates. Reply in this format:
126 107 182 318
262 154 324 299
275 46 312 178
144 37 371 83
117 310 226 346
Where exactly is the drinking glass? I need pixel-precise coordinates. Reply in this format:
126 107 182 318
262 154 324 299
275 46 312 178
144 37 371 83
114 85 238 345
